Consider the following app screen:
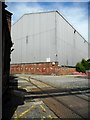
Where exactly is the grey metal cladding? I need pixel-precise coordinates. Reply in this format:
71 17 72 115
11 11 88 66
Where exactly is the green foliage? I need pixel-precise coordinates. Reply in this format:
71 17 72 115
76 62 80 72
87 59 90 69
81 59 89 70
76 62 86 73
75 58 90 73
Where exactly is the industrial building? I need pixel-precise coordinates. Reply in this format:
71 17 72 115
10 10 89 74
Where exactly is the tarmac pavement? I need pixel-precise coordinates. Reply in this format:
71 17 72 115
2 74 89 119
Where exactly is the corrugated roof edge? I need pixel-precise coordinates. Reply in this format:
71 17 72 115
12 10 89 44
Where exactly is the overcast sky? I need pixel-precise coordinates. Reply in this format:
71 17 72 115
6 1 89 41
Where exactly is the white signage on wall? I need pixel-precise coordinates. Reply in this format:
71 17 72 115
46 58 50 62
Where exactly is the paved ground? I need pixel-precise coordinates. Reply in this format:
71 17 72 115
28 74 89 89
3 74 90 119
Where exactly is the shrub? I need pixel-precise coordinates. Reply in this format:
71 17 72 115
76 62 86 73
87 59 90 69
81 59 89 70
76 62 80 72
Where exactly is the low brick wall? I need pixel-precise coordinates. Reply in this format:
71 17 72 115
10 62 76 75
10 62 58 75
57 67 76 75
86 72 90 76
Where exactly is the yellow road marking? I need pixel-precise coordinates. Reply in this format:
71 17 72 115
23 88 28 91
24 101 27 104
43 116 45 118
49 115 53 119
14 111 18 120
41 116 45 120
40 105 46 112
19 105 35 118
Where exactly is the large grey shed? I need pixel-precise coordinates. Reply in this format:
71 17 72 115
11 10 89 66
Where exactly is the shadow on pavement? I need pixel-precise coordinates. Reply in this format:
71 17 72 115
2 75 25 120
75 75 90 79
25 87 89 100
27 87 89 94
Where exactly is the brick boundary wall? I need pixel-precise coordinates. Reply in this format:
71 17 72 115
57 67 76 75
87 72 90 76
10 62 76 75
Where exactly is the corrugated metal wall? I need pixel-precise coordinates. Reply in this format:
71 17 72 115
56 12 88 66
11 11 88 66
11 11 56 64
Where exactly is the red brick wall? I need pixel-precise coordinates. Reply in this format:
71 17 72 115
86 72 90 76
57 67 76 75
10 62 76 75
